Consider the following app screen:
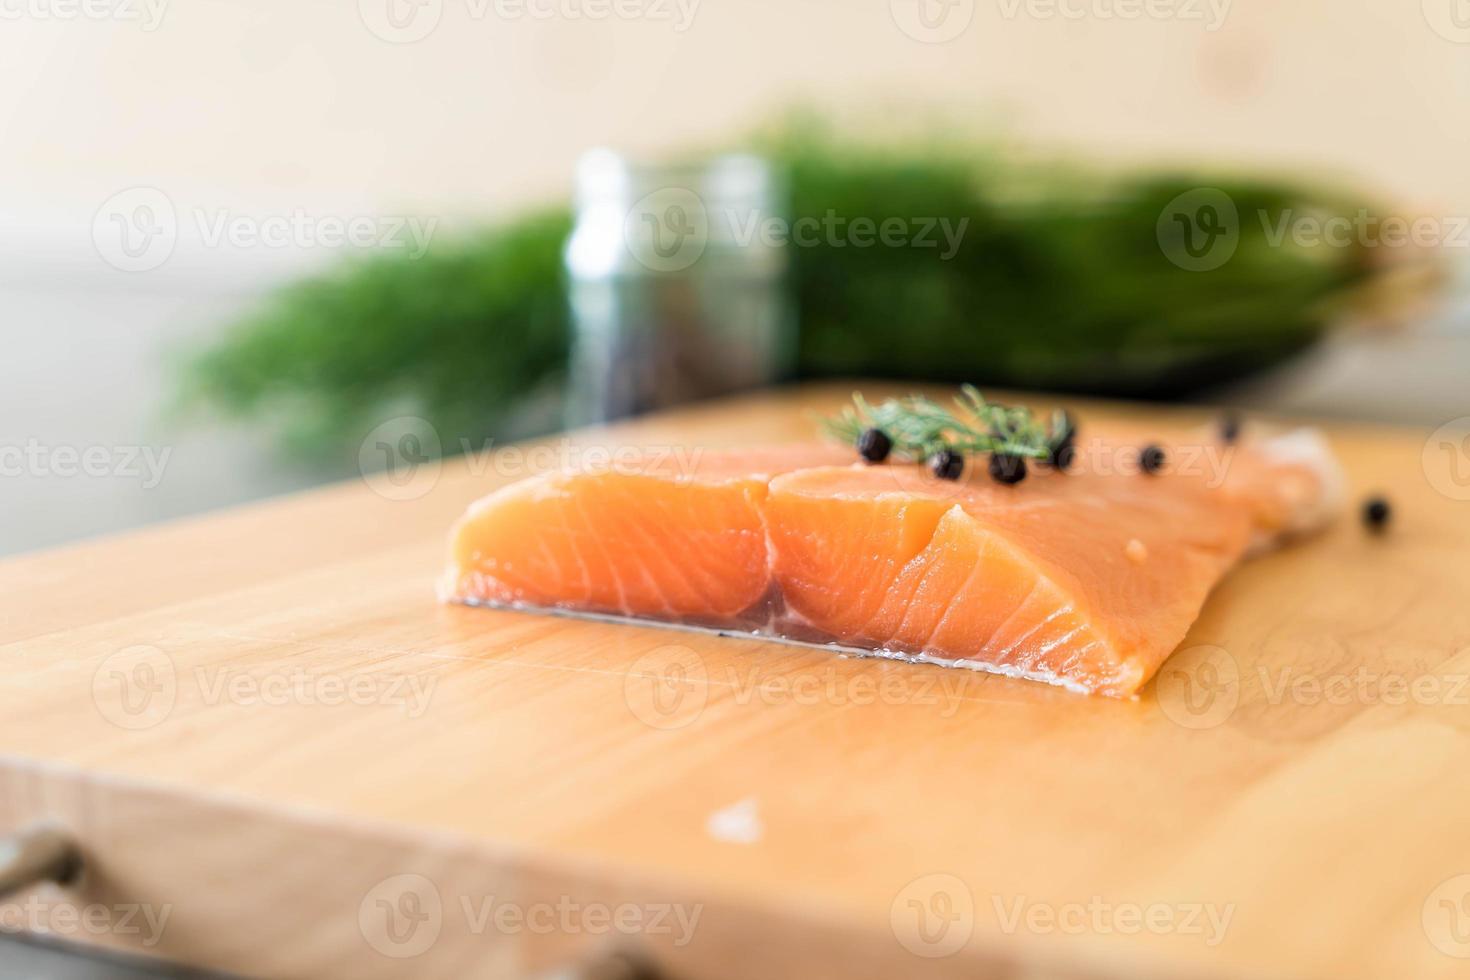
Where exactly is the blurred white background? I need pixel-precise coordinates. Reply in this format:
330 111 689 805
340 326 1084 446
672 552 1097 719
3 0 1469 555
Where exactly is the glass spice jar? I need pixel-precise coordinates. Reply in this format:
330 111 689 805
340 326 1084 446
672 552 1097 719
564 148 792 425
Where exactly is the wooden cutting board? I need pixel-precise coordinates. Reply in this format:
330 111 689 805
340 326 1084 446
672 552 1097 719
2 383 1469 980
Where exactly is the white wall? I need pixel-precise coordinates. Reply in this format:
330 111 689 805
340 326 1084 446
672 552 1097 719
3 0 1469 556
3 0 1470 218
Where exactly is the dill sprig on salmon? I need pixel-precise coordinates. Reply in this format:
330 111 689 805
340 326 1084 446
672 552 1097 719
820 386 1075 483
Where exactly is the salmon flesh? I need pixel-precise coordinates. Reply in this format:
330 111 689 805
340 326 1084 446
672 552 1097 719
440 430 1340 697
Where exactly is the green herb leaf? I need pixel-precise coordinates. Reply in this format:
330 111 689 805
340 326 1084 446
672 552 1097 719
820 387 1056 461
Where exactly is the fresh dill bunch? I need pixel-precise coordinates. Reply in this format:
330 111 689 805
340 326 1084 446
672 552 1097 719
821 386 1070 461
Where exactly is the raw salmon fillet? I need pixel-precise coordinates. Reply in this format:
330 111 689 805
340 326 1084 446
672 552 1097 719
441 430 1340 696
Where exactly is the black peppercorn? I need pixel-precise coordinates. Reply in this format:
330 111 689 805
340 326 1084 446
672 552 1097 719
989 453 1027 485
929 449 964 481
1362 495 1391 532
857 428 892 464
1044 412 1074 470
1139 444 1166 474
1047 434 1076 471
1219 412 1242 444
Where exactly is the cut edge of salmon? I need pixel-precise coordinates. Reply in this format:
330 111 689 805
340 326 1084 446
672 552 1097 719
448 591 1117 695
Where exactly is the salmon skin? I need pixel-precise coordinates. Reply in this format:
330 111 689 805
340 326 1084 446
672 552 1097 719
440 430 1341 697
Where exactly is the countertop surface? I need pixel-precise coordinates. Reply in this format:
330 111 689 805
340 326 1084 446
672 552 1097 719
2 383 1469 979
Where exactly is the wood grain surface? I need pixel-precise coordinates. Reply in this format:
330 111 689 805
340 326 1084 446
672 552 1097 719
1 383 1468 980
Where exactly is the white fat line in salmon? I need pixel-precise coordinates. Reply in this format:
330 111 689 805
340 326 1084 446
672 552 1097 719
991 895 1235 946
450 597 1101 696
